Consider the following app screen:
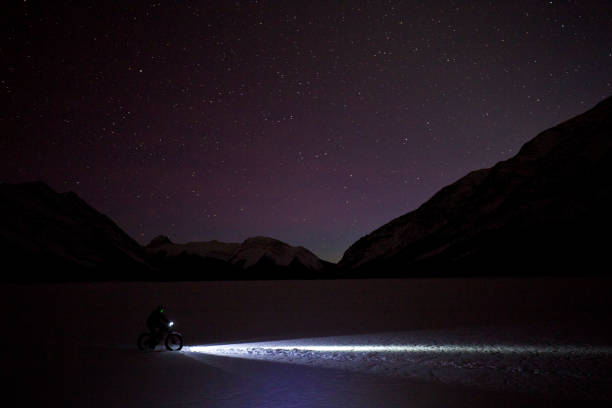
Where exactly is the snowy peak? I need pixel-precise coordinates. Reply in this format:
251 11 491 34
230 236 325 271
146 237 240 262
148 235 173 247
146 235 327 273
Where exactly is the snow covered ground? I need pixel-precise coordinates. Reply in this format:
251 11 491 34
3 278 611 407
186 328 612 402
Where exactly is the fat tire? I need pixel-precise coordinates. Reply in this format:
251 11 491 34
165 332 183 351
137 333 154 351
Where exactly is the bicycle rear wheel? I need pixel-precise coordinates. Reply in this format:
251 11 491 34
137 333 155 351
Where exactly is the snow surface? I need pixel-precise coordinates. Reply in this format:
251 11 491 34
3 278 611 407
186 329 612 401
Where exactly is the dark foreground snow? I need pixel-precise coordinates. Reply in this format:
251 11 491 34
2 278 611 407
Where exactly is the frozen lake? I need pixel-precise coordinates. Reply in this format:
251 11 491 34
3 277 612 407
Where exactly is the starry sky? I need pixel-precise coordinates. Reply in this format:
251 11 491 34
3 1 611 262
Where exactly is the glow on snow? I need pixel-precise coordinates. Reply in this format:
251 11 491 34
184 342 612 356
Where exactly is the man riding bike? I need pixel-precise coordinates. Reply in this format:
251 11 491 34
138 305 183 351
146 305 171 340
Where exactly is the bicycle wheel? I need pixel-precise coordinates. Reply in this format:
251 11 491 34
165 332 183 351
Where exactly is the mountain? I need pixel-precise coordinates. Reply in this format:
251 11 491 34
230 236 329 273
147 235 240 261
146 235 330 277
0 182 331 281
0 181 152 281
339 96 612 276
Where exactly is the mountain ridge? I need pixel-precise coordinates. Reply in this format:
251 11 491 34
338 95 612 275
0 182 331 281
0 181 152 280
146 234 330 275
2 96 610 280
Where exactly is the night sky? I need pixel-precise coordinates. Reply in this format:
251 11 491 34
3 1 611 262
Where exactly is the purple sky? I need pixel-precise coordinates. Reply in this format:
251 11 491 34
3 1 611 262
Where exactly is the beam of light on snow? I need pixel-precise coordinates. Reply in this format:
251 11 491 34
181 335 612 387
181 336 612 397
184 343 612 356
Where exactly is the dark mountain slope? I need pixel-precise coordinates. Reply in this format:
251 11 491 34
0 182 152 280
339 96 612 276
0 182 334 281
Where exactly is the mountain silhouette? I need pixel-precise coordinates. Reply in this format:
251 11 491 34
0 181 152 281
339 96 612 276
146 235 332 278
3 96 610 280
0 182 330 281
